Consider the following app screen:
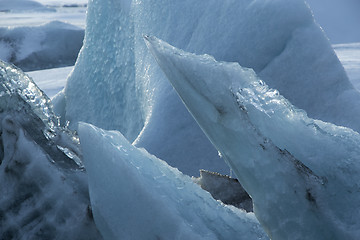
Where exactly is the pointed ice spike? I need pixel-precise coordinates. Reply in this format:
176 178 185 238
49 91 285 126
145 36 360 239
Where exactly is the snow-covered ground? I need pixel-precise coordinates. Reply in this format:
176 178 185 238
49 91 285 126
334 43 360 90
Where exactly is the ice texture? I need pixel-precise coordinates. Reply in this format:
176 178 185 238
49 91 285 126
64 0 143 142
146 36 360 239
78 122 268 240
65 0 354 176
0 21 84 71
0 61 102 239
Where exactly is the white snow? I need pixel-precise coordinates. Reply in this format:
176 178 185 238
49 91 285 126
78 122 268 240
146 35 360 239
0 21 84 71
0 0 86 29
27 66 72 98
0 0 54 13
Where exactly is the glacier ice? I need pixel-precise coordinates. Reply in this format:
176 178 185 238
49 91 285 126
0 60 102 239
78 122 268 240
64 0 143 142
146 36 360 239
0 21 84 71
64 0 354 176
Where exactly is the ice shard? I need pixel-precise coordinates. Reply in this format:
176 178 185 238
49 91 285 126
0 61 102 239
78 122 268 240
145 36 360 239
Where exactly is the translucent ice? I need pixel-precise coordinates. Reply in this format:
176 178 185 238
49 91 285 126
78 122 268 240
146 36 360 239
0 61 101 239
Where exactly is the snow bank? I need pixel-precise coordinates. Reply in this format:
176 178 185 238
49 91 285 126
78 122 268 240
146 36 360 239
0 0 55 12
0 21 84 71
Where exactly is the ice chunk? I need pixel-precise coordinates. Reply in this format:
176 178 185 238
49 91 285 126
78 122 268 240
0 61 101 239
64 0 142 142
0 60 81 170
133 0 355 176
0 128 101 239
65 0 353 176
0 21 84 71
146 36 360 239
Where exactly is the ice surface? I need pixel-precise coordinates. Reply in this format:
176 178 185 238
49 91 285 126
0 21 84 71
0 60 82 169
146 36 360 239
78 122 268 240
0 128 101 239
64 0 143 142
0 60 101 239
65 0 355 176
